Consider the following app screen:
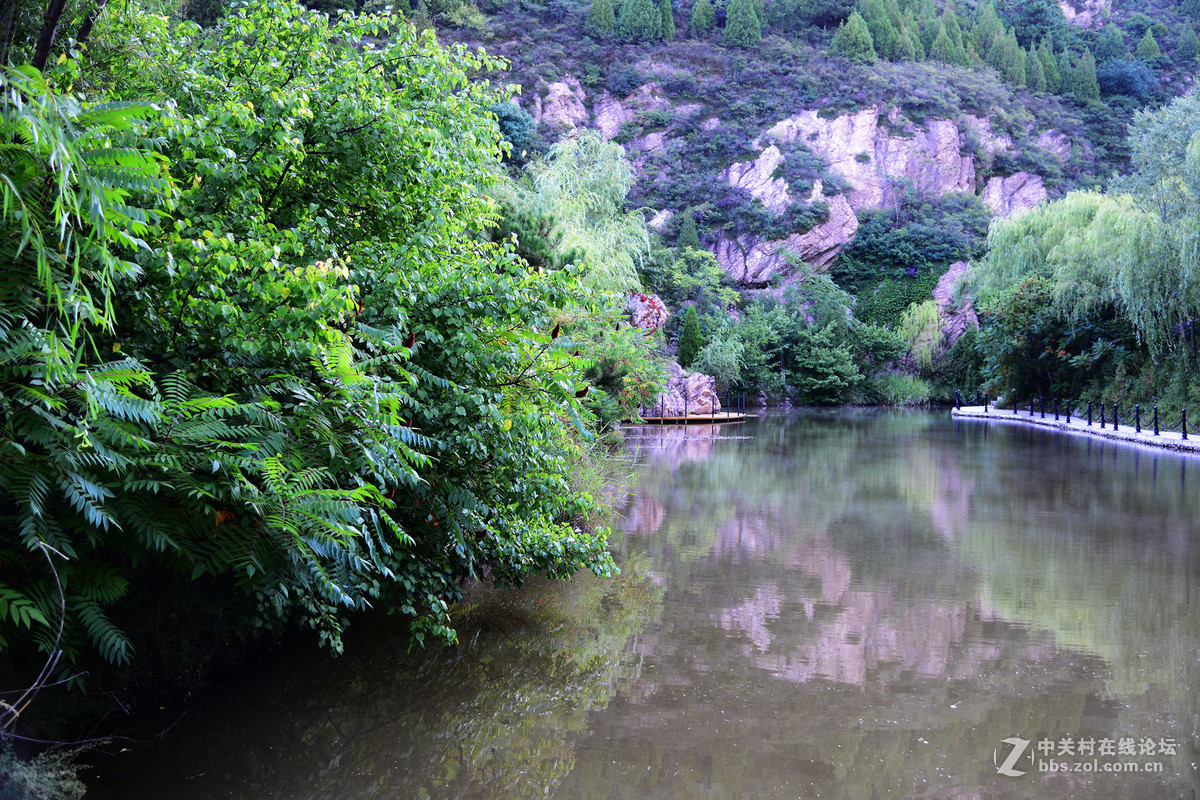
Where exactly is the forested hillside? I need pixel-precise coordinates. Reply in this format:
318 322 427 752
3 0 1200 787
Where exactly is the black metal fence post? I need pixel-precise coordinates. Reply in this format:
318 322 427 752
1054 398 1059 421
1183 409 1188 440
1065 400 1071 423
1039 397 1045 418
1135 405 1141 433
984 392 988 414
1030 398 1034 417
1100 402 1106 429
955 390 961 410
1087 401 1093 426
1113 403 1119 431
1154 406 1160 436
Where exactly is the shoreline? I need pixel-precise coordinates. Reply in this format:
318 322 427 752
951 405 1200 454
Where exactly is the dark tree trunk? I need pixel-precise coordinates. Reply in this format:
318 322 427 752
74 0 107 49
0 0 20 67
31 0 67 72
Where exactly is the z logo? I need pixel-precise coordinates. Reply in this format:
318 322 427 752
994 737 1031 777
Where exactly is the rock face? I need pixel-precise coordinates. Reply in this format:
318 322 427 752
593 92 632 140
1058 0 1110 28
532 79 588 132
758 108 976 210
932 260 978 346
725 144 792 214
626 292 670 332
715 187 858 283
643 362 720 416
981 172 1047 216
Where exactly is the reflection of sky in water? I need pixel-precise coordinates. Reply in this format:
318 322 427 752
91 411 1200 800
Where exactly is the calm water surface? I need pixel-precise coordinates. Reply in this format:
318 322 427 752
91 411 1200 799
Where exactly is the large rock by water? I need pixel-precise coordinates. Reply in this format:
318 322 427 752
642 362 720 416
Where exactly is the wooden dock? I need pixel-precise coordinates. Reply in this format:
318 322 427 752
630 412 752 425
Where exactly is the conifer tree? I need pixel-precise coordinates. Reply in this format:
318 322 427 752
616 0 662 42
690 0 715 34
831 10 877 62
1136 29 1162 61
752 0 766 27
586 0 616 36
1095 23 1126 63
1037 37 1061 93
1179 22 1200 62
678 305 703 368
971 0 1003 55
998 28 1025 85
895 24 917 60
905 12 925 59
1026 45 1046 91
930 24 957 65
677 210 701 250
1186 0 1200 20
660 0 675 41
860 0 899 60
1067 49 1100 102
722 0 762 48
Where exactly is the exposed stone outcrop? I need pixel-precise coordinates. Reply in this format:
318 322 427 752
626 292 669 332
1058 0 1110 28
758 108 975 211
715 186 857 283
532 79 588 132
642 362 720 416
932 260 978 346
725 144 791 214
648 208 674 232
593 92 632 140
1036 130 1072 160
981 171 1047 216
963 114 1013 157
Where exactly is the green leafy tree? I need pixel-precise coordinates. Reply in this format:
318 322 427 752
690 0 715 34
830 10 876 63
586 0 616 36
616 0 662 41
659 0 675 41
677 305 704 368
1136 28 1161 61
722 0 762 48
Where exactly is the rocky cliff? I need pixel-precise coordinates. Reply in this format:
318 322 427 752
527 79 1058 286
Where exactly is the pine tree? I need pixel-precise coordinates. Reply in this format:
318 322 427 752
1068 49 1100 102
1038 37 1061 93
660 0 675 41
677 210 701 250
690 0 715 34
1186 0 1200 20
831 10 877 63
1095 23 1126 63
905 12 925 60
1136 29 1162 61
1179 22 1200 62
1026 45 1046 91
616 0 662 42
895 24 917 60
930 24 957 65
971 0 1003 55
998 29 1025 85
722 0 762 48
677 305 703 368
586 0 616 36
859 0 899 60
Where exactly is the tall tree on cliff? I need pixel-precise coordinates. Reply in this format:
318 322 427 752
616 0 662 42
586 0 616 36
831 10 877 63
722 0 762 48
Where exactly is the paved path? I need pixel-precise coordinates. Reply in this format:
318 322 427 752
951 405 1200 454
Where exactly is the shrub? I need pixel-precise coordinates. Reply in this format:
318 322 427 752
722 0 762 48
690 0 716 35
677 305 704 367
830 11 877 64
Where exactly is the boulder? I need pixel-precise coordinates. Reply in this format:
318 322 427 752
981 172 1047 217
932 261 978 346
643 362 720 416
1058 0 1110 28
532 79 588 131
626 292 670 332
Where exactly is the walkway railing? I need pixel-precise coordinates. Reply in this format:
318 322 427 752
954 390 1199 440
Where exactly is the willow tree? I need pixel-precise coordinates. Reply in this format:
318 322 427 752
520 130 650 294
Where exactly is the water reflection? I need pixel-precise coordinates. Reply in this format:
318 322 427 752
92 411 1200 800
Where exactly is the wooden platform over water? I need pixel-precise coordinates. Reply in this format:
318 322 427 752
631 412 752 426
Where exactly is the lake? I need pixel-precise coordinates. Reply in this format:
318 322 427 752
88 410 1200 799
